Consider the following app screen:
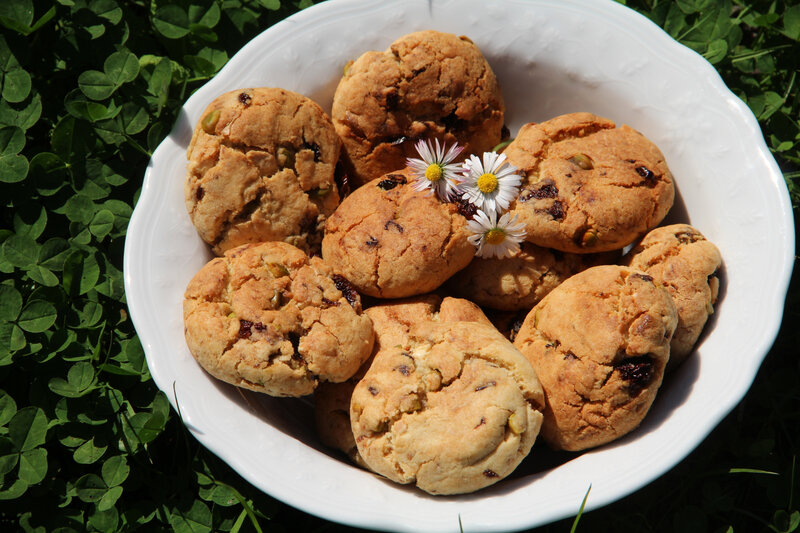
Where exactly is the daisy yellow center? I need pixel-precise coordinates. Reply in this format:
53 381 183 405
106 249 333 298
425 163 443 182
477 173 499 193
484 228 506 245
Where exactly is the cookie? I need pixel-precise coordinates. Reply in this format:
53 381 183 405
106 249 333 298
185 87 341 255
183 242 373 397
321 168 474 298
504 112 675 253
624 224 722 367
350 320 544 495
313 295 491 465
448 241 619 311
351 320 544 494
332 30 506 187
513 265 678 451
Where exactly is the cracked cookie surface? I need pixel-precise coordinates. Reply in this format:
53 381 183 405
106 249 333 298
314 295 492 466
624 224 722 367
448 241 619 311
350 320 544 495
513 265 677 451
505 112 675 253
186 87 341 255
321 168 474 298
183 242 374 397
332 30 505 187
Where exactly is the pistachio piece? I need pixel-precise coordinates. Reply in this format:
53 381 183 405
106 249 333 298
270 289 283 309
343 59 354 76
580 229 599 247
201 109 220 134
368 419 387 433
266 262 289 278
276 146 296 169
508 412 525 435
309 187 330 198
568 154 594 170
400 394 423 413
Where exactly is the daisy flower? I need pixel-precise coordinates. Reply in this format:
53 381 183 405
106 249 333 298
466 209 527 259
460 151 522 216
407 138 464 201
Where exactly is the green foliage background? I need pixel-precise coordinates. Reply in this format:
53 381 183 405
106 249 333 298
0 0 797 531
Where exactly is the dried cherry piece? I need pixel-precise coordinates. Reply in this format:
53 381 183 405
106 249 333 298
455 196 478 220
548 199 566 220
535 183 559 199
332 274 359 308
520 181 558 201
635 165 657 186
238 320 254 339
384 220 404 233
616 355 654 393
376 174 407 190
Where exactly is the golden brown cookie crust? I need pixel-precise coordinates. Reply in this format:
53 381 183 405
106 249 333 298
186 88 341 255
313 295 491 466
513 265 677 451
624 224 722 366
351 321 544 495
183 242 373 397
449 242 619 311
321 168 474 298
504 112 675 253
332 30 505 187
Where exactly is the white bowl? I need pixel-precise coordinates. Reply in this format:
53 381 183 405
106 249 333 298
124 0 795 531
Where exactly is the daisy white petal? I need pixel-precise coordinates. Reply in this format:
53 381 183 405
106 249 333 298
466 209 527 259
459 150 522 216
405 138 464 201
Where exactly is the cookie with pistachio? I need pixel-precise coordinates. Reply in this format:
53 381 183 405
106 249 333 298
332 30 506 187
624 224 722 367
448 241 619 311
350 319 544 495
185 87 341 255
183 241 374 397
504 112 674 253
514 265 678 451
313 294 492 466
321 168 474 299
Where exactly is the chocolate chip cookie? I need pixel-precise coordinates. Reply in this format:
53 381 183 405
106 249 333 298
505 112 675 253
332 30 506 187
186 87 340 255
624 224 722 367
183 242 373 397
514 265 678 451
321 168 474 298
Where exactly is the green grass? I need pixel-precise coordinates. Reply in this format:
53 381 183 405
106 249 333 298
0 0 798 531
